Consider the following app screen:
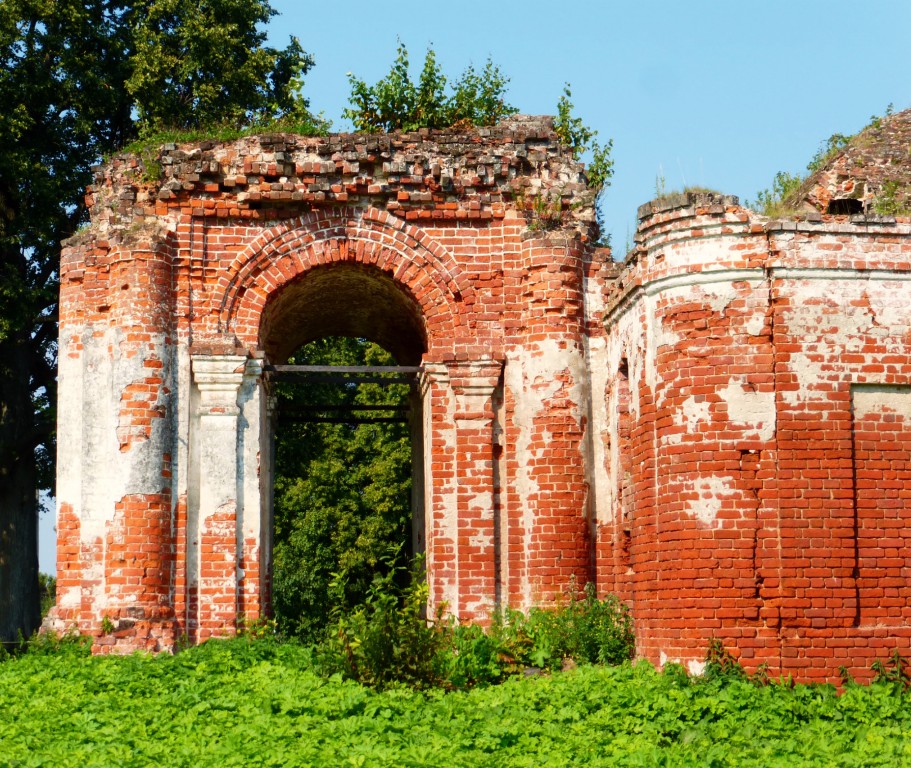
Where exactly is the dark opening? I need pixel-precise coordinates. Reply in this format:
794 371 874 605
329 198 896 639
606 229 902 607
827 198 863 215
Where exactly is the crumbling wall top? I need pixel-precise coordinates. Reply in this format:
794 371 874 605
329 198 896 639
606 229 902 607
794 107 911 215
73 115 599 246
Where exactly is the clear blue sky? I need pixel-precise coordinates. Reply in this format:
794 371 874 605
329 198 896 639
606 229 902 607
38 0 911 573
269 0 911 250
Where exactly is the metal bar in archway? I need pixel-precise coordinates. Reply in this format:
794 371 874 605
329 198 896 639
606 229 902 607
264 364 422 387
269 365 423 374
266 364 421 424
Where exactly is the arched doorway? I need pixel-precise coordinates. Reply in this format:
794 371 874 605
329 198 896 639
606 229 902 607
258 263 428 639
53 127 600 654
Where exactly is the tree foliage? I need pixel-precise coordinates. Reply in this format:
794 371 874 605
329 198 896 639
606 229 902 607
0 0 314 641
553 83 614 243
554 83 613 193
271 338 412 643
343 42 516 132
126 0 315 135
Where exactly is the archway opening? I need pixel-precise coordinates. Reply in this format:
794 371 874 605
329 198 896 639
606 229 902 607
259 264 427 642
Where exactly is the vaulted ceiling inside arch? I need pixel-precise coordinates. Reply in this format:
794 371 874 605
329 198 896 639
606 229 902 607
258 263 427 365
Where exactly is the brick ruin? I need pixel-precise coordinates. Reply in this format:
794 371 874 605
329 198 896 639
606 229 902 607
48 111 911 681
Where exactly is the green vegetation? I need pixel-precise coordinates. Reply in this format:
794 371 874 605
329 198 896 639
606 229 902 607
554 84 614 194
2 637 910 766
318 573 634 689
0 0 316 643
121 113 330 157
872 179 911 216
272 338 412 643
126 0 319 137
343 42 516 132
751 104 908 218
554 84 614 244
37 573 55 618
2 6 615 640
751 132 852 217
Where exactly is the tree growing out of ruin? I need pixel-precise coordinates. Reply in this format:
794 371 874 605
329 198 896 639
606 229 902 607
345 50 614 243
343 42 517 133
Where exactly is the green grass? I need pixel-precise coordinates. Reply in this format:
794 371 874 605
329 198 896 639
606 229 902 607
115 115 330 159
2 637 910 767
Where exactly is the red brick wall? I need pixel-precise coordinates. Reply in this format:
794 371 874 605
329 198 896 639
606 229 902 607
55 121 599 650
852 387 911 626
603 193 911 681
54 129 911 681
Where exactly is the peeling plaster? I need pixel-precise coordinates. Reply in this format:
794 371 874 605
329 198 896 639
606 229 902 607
687 660 707 676
682 396 711 430
699 281 741 314
655 322 682 351
852 385 911 418
508 337 589 606
70 327 174 545
423 367 459 613
781 279 909 405
719 378 776 442
745 311 765 337
686 476 736 528
588 336 611 525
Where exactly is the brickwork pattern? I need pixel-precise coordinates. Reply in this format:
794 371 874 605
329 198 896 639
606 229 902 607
600 192 911 681
55 119 598 651
53 123 911 683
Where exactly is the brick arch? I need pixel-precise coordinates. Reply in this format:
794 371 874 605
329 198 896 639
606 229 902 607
218 207 470 353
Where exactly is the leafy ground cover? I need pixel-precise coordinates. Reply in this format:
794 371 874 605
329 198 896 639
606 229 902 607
2 638 910 767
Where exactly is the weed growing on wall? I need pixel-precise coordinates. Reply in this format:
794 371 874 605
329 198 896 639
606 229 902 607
749 108 906 217
872 179 911 216
750 133 851 217
554 84 614 244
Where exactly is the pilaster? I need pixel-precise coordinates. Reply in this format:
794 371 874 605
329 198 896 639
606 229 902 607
446 359 504 620
191 354 247 639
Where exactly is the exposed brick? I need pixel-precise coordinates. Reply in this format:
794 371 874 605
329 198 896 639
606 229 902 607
52 121 911 682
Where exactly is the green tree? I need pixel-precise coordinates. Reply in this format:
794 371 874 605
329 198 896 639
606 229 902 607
343 42 516 132
0 0 313 642
126 0 314 135
272 338 413 643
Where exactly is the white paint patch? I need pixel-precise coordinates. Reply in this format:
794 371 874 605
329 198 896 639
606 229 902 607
719 379 776 442
424 367 459 613
699 281 740 314
745 311 765 337
687 660 707 676
588 336 612 526
664 395 710 446
852 386 911 419
655 322 681 351
508 337 589 607
686 476 736 528
681 396 711 430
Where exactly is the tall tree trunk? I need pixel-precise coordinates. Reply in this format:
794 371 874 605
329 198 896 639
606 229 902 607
0 333 40 644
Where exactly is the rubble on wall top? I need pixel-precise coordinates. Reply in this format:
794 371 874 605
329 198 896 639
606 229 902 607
78 115 599 241
637 190 741 221
795 107 911 215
